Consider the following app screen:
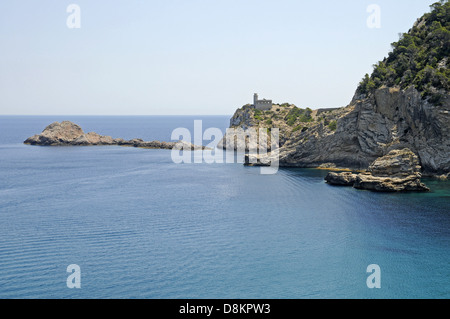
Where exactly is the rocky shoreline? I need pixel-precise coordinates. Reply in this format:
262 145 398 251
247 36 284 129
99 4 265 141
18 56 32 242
219 4 450 186
24 121 207 150
324 149 430 192
221 86 449 177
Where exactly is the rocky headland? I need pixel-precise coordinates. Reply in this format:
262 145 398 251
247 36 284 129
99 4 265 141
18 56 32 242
219 3 449 191
24 121 207 150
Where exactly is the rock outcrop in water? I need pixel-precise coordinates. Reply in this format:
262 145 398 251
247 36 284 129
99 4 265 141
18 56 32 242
25 121 114 146
325 149 429 192
24 121 207 150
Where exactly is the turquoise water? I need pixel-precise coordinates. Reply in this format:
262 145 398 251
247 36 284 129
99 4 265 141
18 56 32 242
0 116 449 299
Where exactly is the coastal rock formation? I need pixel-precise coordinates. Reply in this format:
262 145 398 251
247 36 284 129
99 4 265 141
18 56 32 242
221 3 450 179
278 86 450 176
24 121 207 150
222 86 449 176
366 148 422 177
352 173 429 192
325 149 429 192
24 121 117 146
324 172 358 186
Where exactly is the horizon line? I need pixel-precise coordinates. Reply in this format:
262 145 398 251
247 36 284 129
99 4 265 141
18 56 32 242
0 114 234 117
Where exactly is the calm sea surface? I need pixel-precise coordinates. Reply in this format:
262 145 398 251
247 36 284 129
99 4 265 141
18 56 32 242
0 116 448 299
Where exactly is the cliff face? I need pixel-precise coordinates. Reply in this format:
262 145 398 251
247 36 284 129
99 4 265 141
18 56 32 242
278 86 450 175
222 86 450 175
223 2 450 176
224 89 449 176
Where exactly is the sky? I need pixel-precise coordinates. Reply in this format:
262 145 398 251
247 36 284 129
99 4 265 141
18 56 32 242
0 0 439 115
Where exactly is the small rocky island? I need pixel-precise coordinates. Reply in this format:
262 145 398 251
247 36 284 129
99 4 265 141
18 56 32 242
24 121 207 150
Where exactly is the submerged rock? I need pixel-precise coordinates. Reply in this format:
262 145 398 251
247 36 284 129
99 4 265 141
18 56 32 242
325 148 429 192
24 121 208 150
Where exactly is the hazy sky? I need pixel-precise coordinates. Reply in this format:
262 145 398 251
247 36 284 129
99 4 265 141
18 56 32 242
0 0 438 115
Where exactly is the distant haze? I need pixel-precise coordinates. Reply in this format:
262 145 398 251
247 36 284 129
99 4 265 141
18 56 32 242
0 0 437 115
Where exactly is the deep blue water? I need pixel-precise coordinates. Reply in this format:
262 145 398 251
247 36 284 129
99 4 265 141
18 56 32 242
0 116 449 299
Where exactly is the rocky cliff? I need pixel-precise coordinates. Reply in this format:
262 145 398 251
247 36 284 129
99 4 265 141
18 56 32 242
279 86 449 175
221 2 450 178
222 86 449 176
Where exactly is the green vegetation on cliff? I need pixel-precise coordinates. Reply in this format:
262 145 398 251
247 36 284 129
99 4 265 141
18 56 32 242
357 1 450 104
285 106 313 126
229 102 347 149
328 120 337 131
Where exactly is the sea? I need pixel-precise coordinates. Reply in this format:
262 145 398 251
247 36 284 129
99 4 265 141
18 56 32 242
0 116 448 299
